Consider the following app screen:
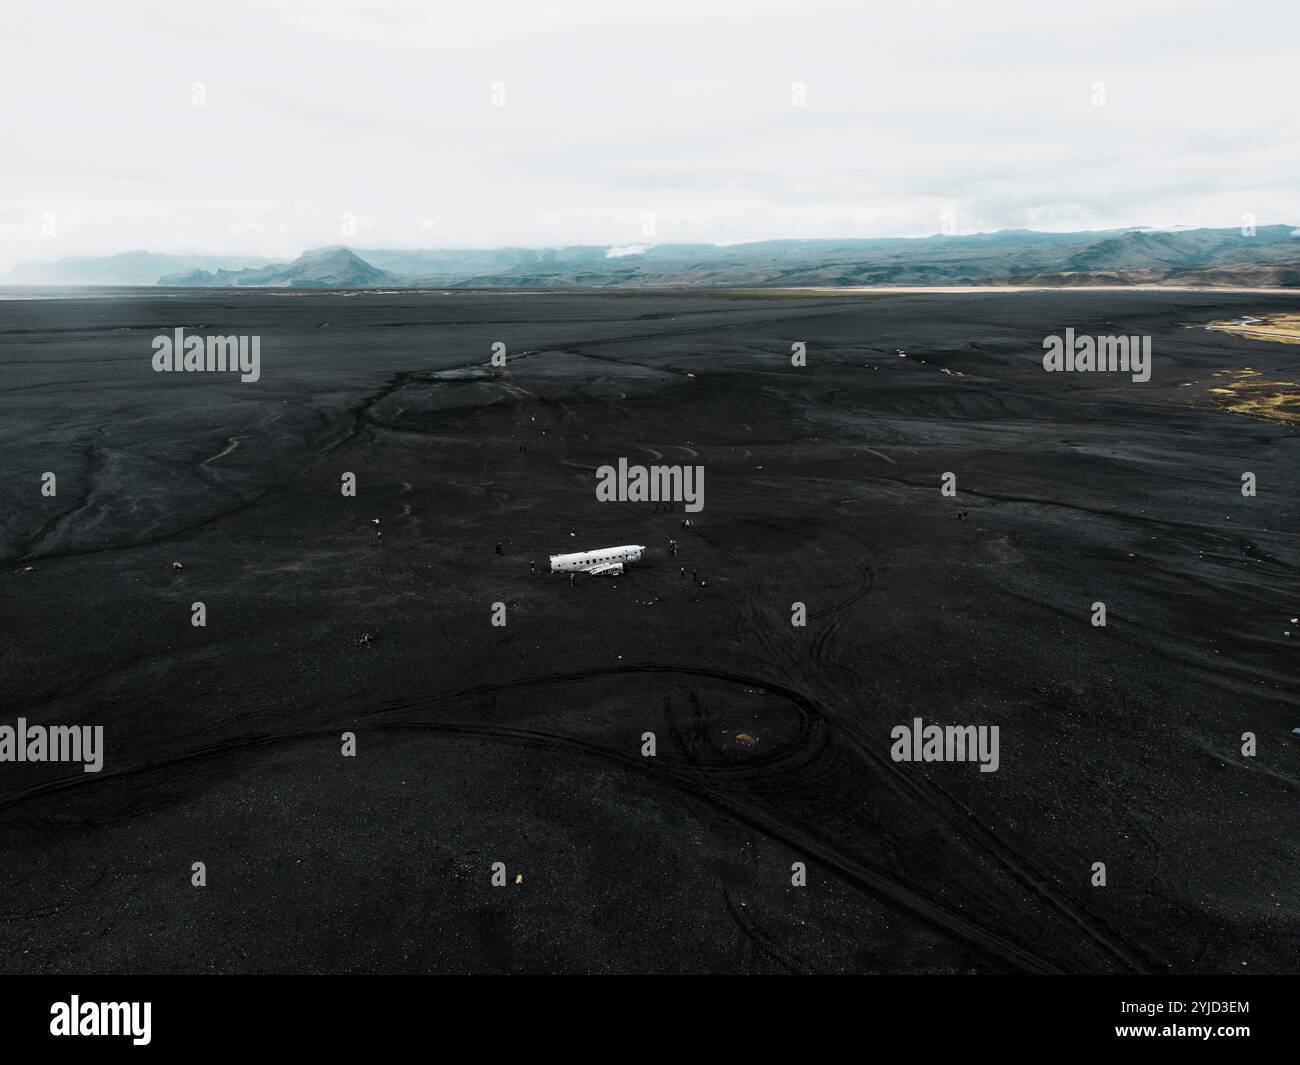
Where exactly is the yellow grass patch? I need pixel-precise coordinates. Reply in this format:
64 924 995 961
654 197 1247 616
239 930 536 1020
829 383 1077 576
1207 313 1300 345
1200 370 1300 423
1193 319 1300 422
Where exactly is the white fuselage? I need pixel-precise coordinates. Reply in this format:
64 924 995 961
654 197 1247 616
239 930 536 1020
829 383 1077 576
550 544 645 574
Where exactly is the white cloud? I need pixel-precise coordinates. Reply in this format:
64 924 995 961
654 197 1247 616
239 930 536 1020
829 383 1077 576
2 0 1298 269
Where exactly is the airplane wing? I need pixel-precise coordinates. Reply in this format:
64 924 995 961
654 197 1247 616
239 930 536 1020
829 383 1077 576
587 562 624 576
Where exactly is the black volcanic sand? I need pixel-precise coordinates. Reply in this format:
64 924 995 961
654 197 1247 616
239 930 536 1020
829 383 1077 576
0 289 1295 974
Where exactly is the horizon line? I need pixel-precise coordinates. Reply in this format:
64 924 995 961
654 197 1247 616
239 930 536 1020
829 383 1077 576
10 221 1300 271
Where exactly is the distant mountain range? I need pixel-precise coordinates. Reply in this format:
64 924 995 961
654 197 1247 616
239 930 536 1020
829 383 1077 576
6 251 275 286
8 226 1300 289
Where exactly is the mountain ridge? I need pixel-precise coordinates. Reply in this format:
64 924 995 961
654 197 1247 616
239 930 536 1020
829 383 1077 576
10 225 1300 289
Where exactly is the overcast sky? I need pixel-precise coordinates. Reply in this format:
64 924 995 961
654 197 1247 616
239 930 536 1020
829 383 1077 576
2 0 1298 268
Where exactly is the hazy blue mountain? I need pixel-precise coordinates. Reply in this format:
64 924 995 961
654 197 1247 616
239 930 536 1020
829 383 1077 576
382 227 1300 288
158 248 399 288
12 226 1300 289
1062 228 1300 273
7 251 272 286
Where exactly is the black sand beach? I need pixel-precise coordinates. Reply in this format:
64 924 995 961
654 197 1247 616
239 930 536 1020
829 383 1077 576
0 289 1295 974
